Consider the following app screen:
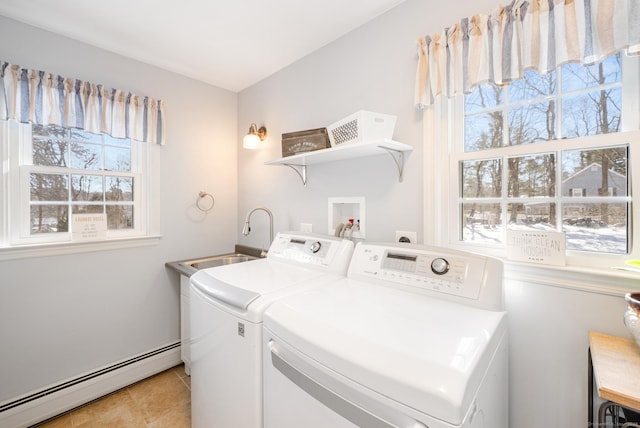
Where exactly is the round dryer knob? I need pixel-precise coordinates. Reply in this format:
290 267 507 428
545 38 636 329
310 241 322 253
430 258 450 275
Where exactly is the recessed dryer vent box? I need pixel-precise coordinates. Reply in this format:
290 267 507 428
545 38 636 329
328 197 365 239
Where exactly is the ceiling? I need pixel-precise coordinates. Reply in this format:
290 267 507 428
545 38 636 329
0 0 407 92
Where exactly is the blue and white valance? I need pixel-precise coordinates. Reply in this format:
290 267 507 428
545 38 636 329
415 0 640 108
0 61 166 144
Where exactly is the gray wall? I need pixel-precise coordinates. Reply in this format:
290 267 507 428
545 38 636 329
505 276 628 426
236 0 633 427
0 16 239 402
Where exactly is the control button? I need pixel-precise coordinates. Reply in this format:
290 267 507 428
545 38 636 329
310 241 322 253
431 258 450 275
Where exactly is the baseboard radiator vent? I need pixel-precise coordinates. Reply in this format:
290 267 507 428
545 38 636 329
0 341 181 428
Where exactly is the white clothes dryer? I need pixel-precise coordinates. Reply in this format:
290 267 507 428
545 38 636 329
189 232 354 428
263 242 508 428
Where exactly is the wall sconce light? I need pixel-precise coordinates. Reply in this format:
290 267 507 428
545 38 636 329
243 123 267 149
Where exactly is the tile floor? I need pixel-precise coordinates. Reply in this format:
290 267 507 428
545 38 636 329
34 365 191 428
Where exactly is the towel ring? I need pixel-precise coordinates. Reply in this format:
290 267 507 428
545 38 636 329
196 191 215 212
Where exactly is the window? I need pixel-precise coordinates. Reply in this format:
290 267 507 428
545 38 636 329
1 119 157 251
451 53 639 260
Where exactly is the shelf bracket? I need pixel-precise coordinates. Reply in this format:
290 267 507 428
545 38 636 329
379 146 406 183
282 163 308 186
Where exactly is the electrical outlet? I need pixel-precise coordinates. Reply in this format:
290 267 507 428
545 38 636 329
300 223 313 233
395 230 417 244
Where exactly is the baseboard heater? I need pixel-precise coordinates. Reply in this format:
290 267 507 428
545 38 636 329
0 341 181 428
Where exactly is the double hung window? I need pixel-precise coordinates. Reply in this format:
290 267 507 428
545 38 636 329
451 53 639 260
2 120 153 248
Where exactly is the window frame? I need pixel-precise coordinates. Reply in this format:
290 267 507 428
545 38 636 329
428 54 640 272
0 119 161 259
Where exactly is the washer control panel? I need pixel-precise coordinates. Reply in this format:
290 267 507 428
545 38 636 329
349 244 491 300
268 232 353 271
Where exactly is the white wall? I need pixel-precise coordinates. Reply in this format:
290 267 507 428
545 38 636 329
237 0 635 427
0 16 238 402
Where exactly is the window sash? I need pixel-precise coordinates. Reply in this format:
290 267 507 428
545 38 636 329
451 131 637 234
455 144 632 253
17 168 143 243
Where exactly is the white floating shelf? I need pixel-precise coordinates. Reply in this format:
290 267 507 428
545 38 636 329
265 139 413 186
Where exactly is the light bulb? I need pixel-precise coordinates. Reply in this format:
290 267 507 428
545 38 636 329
243 133 260 149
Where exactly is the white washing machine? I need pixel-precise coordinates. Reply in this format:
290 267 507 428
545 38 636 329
263 242 508 428
189 232 354 428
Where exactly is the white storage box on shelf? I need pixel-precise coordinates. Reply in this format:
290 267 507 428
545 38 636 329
327 110 397 147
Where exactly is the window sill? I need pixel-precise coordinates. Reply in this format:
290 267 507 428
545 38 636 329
504 260 640 296
0 235 163 261
443 242 639 295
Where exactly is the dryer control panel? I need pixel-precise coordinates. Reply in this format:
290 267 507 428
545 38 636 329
347 243 504 309
267 232 354 273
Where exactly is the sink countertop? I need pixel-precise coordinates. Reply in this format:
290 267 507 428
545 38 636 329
165 244 265 277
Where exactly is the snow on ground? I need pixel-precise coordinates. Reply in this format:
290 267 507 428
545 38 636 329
463 222 626 254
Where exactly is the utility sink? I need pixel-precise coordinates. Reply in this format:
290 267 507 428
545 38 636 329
166 245 264 277
186 253 257 270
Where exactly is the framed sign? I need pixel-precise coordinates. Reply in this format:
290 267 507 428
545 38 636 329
506 230 566 266
72 213 107 241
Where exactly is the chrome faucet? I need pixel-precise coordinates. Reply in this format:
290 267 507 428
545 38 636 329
242 206 274 256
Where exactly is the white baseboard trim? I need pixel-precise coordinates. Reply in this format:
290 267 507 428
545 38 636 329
0 342 181 428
